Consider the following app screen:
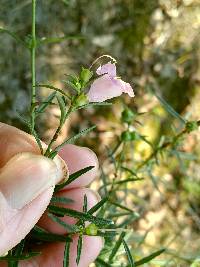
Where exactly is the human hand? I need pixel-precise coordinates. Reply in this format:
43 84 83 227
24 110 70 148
0 123 103 266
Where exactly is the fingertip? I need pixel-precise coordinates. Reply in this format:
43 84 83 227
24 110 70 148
0 152 57 210
0 187 54 256
58 144 99 188
0 123 39 168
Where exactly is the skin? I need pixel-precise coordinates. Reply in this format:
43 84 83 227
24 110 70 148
0 123 103 267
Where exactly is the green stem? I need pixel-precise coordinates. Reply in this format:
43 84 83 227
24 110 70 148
30 0 36 134
44 105 73 157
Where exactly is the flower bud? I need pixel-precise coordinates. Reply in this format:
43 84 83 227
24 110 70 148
121 131 138 142
80 68 93 87
85 223 98 236
74 93 89 107
121 108 136 124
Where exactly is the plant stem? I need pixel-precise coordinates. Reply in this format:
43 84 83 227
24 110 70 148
30 0 36 134
44 105 73 157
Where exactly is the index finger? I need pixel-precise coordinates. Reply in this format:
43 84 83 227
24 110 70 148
58 144 99 189
0 123 39 168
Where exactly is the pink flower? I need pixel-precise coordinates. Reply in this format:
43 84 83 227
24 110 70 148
87 62 134 102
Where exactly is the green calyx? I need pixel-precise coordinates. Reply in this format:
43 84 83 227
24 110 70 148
121 108 136 124
73 93 89 107
85 223 98 236
80 67 93 88
121 131 139 142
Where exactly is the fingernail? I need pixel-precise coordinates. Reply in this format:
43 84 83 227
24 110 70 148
53 155 69 184
0 152 57 209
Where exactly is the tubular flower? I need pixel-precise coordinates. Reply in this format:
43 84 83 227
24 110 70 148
87 62 134 102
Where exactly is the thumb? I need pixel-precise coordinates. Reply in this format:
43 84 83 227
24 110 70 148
0 152 58 210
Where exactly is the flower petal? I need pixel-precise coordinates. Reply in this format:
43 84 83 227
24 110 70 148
87 74 124 102
116 79 135 97
96 62 116 77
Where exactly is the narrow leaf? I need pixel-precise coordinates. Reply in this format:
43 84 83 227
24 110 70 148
83 194 88 213
63 79 80 93
57 94 67 126
152 90 186 124
109 201 134 213
35 91 57 114
114 178 143 185
100 178 143 190
51 196 74 204
8 261 16 267
0 28 27 48
48 151 58 159
95 258 110 267
122 239 135 267
11 239 25 267
54 126 96 152
0 253 40 261
48 206 113 227
63 242 70 267
121 166 138 177
35 84 70 99
31 229 71 243
135 249 165 266
109 232 126 262
55 166 94 192
33 225 47 233
48 213 79 233
75 102 112 111
88 197 109 215
76 235 83 265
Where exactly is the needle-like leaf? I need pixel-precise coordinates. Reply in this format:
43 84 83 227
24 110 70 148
48 205 113 227
76 235 83 265
122 239 135 267
152 89 186 125
54 126 96 152
55 166 94 192
48 213 79 233
109 232 126 262
51 196 74 204
63 242 70 267
35 84 70 99
35 91 57 115
31 228 71 243
134 248 165 266
0 253 40 261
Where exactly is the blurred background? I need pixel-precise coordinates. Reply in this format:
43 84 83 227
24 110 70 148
0 0 200 266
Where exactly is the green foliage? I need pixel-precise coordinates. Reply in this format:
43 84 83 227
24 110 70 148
48 205 113 227
80 67 93 88
123 238 135 267
121 108 136 124
134 249 166 266
0 0 200 266
31 228 71 243
53 125 96 152
108 232 126 263
51 196 74 204
0 252 41 262
76 235 83 265
63 241 70 267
